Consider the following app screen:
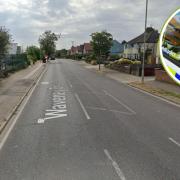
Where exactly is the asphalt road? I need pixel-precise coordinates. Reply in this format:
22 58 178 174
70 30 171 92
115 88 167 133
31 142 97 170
0 59 180 180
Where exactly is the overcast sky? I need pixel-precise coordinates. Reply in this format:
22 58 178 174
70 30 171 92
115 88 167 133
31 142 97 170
0 0 179 49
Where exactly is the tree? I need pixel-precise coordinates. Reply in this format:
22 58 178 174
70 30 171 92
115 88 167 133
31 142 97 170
0 26 11 60
26 46 40 64
56 49 67 58
39 30 58 57
90 31 113 70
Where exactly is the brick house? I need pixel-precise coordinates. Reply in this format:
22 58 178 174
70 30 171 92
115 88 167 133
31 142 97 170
70 46 77 55
83 43 93 55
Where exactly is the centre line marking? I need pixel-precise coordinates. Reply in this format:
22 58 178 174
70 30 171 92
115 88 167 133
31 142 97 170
41 82 49 85
103 90 136 115
67 80 73 88
75 93 90 120
169 137 180 148
104 149 126 180
86 106 107 111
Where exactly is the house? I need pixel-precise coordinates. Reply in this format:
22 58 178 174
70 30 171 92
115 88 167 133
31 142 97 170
16 46 22 54
8 43 18 54
77 45 84 55
70 46 77 55
83 43 93 55
67 49 71 56
110 40 125 56
123 27 159 64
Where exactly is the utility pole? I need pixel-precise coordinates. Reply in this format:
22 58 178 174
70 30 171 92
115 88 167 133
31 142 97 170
141 0 148 83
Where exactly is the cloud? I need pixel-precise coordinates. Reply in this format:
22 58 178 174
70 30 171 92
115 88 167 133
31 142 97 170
0 0 179 49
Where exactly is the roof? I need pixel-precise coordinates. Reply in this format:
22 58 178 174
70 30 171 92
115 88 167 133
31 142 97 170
110 40 124 54
77 45 84 52
128 27 159 45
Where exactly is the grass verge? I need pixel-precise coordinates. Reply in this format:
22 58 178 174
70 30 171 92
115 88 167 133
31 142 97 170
129 82 180 105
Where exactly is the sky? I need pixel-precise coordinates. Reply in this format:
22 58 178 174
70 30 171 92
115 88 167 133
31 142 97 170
0 0 179 50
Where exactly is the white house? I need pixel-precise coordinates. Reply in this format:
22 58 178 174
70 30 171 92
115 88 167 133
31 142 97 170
8 43 18 54
123 27 160 64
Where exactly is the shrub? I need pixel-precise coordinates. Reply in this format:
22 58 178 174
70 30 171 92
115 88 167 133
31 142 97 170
117 58 133 64
108 54 120 61
85 58 91 63
76 54 83 60
26 46 40 64
132 60 141 65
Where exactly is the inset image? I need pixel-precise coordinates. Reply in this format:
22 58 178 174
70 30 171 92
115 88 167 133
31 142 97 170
160 8 180 85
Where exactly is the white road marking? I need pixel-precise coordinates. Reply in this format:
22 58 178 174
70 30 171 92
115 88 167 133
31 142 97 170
103 90 136 115
109 109 135 115
75 93 91 120
86 106 134 115
37 118 45 124
67 80 73 88
41 81 49 85
86 106 107 111
104 149 126 180
37 88 68 123
44 109 67 120
169 137 180 148
0 67 47 150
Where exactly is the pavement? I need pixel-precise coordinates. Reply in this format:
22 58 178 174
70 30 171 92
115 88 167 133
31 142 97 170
80 62 155 83
0 59 180 180
0 61 45 133
80 62 180 104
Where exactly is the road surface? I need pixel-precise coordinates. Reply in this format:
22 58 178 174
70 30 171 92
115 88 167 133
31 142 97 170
0 59 180 180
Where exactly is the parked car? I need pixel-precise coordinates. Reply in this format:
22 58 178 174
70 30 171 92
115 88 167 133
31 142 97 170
50 56 55 60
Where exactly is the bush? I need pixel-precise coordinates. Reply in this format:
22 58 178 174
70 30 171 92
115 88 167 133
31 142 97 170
26 46 40 64
117 58 133 65
84 58 90 63
108 54 120 61
106 58 137 69
132 60 141 65
76 54 83 60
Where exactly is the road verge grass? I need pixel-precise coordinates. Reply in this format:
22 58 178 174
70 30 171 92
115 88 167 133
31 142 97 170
129 82 180 105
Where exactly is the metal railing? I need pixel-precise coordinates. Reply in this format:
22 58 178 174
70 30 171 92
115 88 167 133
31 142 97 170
0 54 29 75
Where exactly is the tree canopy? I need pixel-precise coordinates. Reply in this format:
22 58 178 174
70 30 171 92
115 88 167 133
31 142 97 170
90 31 113 58
0 27 11 59
56 49 67 58
39 30 58 57
26 46 40 64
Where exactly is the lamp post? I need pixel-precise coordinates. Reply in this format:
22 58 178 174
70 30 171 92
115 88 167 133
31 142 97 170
141 0 148 83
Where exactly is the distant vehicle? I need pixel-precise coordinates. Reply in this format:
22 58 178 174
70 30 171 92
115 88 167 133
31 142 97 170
42 56 47 63
50 56 55 60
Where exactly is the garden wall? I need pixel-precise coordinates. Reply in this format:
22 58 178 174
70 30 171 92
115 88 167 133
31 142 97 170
155 69 175 84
